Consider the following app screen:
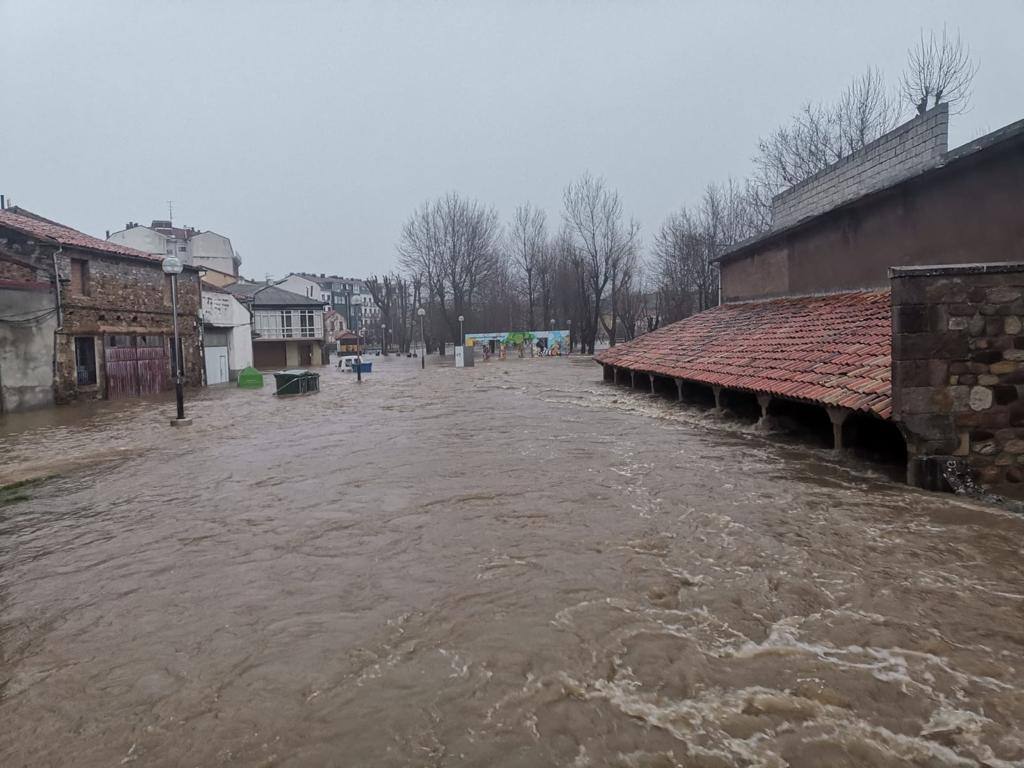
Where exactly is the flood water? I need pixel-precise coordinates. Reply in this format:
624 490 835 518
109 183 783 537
2 356 1023 767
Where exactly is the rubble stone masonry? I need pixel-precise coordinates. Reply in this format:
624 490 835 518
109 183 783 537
0 224 202 404
52 250 203 403
892 263 1024 492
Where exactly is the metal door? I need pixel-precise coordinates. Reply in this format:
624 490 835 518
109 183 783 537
104 335 168 399
205 346 229 385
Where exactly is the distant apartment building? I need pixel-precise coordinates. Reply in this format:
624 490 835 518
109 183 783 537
107 219 242 277
279 273 380 333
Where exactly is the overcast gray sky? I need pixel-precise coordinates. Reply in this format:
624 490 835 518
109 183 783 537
2 1 1021 280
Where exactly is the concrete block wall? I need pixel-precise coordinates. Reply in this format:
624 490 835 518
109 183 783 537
0 284 58 413
891 263 1024 493
772 104 949 228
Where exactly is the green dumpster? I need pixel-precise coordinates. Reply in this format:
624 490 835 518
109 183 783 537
273 369 320 396
237 367 264 388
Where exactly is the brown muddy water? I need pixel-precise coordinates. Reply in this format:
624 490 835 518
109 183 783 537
1 356 1023 767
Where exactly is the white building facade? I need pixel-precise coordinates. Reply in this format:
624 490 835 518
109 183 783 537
276 274 331 304
108 220 242 276
200 289 254 383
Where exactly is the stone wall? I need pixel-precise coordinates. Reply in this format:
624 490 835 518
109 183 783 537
0 254 50 282
891 263 1024 494
0 227 204 404
771 104 948 228
52 250 203 402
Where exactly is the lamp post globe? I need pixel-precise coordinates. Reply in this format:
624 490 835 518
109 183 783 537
417 307 426 369
161 255 183 275
161 255 187 424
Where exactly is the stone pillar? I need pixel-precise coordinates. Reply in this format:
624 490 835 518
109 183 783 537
826 407 849 451
630 371 636 389
674 378 683 402
712 386 723 413
613 367 620 385
649 374 656 394
756 393 773 429
891 263 1024 491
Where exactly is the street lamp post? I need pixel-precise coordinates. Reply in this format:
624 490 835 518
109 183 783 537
162 255 189 425
458 314 464 346
356 329 363 383
417 307 426 370
381 323 387 356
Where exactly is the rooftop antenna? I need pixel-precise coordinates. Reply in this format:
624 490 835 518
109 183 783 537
167 200 174 225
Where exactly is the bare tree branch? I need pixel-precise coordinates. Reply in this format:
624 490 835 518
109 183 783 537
902 26 977 115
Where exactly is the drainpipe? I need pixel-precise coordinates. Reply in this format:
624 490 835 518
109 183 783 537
52 246 64 329
51 246 64 403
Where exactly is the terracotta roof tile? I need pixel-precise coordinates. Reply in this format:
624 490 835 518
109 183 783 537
595 290 892 419
0 209 162 263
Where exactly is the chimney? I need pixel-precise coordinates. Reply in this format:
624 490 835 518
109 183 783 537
105 230 110 239
1 194 5 210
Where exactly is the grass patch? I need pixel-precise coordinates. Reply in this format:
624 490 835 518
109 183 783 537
0 476 53 506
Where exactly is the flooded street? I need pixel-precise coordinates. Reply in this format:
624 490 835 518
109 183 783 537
2 357 1023 767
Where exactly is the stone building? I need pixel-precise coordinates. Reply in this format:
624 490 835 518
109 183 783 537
598 106 1024 497
0 206 203 409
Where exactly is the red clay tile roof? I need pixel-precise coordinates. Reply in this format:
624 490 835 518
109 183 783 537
595 290 893 418
0 208 162 263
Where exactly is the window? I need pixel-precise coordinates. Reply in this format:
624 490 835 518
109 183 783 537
178 245 187 252
299 310 316 338
69 258 89 296
280 310 293 337
255 311 282 338
74 337 97 385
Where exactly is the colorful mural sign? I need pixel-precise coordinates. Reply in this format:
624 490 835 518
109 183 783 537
465 330 570 349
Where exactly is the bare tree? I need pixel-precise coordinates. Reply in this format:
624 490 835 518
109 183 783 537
507 203 548 330
548 226 590 351
752 67 903 207
534 240 555 331
398 193 502 345
365 274 397 352
652 208 701 324
561 173 639 353
653 180 759 320
837 67 902 153
902 27 977 115
616 265 649 342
